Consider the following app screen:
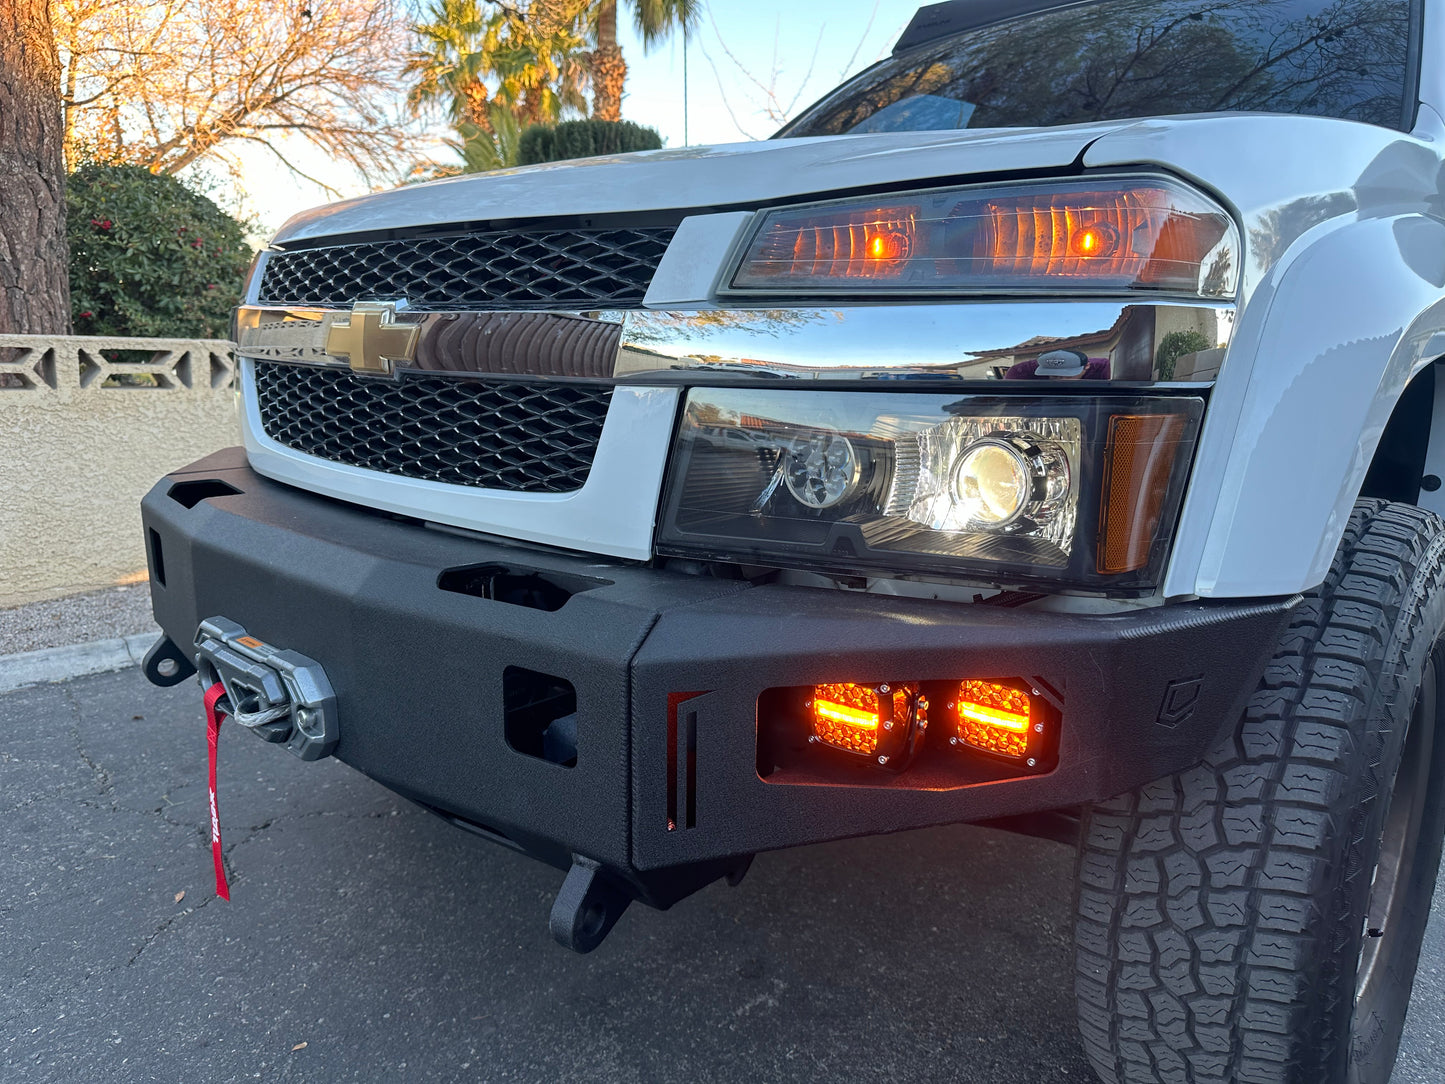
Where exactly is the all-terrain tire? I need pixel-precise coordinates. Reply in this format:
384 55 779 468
1073 499 1445 1084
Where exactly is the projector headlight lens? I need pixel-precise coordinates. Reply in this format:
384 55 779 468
656 389 1201 591
952 440 1031 526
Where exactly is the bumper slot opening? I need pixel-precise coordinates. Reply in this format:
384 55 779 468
168 478 241 509
147 528 166 587
504 667 578 767
439 562 610 612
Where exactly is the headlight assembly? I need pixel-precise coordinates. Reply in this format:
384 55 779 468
723 176 1238 300
656 389 1203 592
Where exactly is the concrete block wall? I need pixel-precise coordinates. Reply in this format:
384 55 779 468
0 336 240 607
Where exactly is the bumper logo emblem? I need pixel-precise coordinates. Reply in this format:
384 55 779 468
325 301 418 377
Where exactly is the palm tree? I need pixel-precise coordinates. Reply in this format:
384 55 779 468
407 0 497 130
589 0 700 122
414 105 525 179
407 0 589 132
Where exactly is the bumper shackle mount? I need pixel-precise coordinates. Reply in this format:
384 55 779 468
549 855 633 954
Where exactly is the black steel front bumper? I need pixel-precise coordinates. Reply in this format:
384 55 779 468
142 449 1295 911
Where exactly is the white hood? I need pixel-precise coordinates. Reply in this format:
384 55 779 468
270 122 1143 245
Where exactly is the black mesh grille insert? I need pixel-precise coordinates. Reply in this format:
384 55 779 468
253 363 612 493
258 226 676 309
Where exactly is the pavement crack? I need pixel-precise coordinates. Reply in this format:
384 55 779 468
125 895 217 967
0 789 84 816
74 797 197 833
62 685 115 809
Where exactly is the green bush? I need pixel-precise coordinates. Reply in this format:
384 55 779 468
517 119 663 166
1154 329 1212 381
67 164 253 339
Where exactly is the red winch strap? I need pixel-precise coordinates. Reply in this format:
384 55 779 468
203 681 231 901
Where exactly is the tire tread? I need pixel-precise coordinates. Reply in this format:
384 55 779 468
1074 500 1445 1083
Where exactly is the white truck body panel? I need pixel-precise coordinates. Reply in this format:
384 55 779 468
1081 114 1445 596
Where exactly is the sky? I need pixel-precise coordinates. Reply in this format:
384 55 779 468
231 0 918 236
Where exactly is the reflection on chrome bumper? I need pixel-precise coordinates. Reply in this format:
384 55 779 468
234 306 622 380
235 301 1233 386
616 302 1233 383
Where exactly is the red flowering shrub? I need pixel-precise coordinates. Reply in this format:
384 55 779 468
68 164 253 338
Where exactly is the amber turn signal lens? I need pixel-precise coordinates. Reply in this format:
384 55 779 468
1071 222 1118 258
978 187 1225 290
754 205 918 281
729 178 1237 297
953 681 1033 760
1097 414 1187 575
808 681 927 766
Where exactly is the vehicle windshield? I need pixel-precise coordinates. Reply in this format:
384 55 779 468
780 0 1415 136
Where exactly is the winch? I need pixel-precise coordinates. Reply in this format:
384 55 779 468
191 616 339 761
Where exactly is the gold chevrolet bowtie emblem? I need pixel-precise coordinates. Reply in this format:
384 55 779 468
324 301 418 377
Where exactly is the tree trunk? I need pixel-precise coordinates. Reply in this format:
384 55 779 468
0 0 69 334
591 0 626 122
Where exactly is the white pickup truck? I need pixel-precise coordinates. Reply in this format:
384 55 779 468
139 1 1445 1080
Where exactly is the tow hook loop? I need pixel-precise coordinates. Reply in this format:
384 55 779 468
549 856 632 954
204 681 231 901
142 635 197 687
192 617 338 761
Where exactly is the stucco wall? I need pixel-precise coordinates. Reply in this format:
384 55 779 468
0 336 239 607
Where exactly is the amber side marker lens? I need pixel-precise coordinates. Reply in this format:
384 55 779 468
952 681 1034 760
808 682 927 767
1097 414 1187 575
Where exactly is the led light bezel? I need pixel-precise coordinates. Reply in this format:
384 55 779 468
721 174 1240 301
756 677 1060 787
656 389 1203 595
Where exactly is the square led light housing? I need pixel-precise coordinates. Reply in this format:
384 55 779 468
951 680 1046 764
808 682 927 769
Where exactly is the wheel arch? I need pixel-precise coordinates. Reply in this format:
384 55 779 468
1165 214 1445 599
1361 359 1440 507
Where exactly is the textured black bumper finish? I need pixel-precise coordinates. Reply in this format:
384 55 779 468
143 450 1295 896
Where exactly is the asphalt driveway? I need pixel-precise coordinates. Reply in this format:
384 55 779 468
2 667 1443 1083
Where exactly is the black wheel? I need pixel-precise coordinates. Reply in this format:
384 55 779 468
1074 500 1445 1084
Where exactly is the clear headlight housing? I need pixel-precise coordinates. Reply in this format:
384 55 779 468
657 389 1203 593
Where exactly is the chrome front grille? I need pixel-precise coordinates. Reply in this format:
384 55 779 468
252 362 613 493
257 226 676 310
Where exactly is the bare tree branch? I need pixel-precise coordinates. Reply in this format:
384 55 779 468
702 7 874 137
54 0 418 184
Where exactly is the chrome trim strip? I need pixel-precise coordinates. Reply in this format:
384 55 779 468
235 306 623 381
617 302 1234 383
238 358 678 561
237 301 1234 385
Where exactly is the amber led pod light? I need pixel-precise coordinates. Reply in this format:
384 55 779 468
952 681 1041 762
808 682 927 768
